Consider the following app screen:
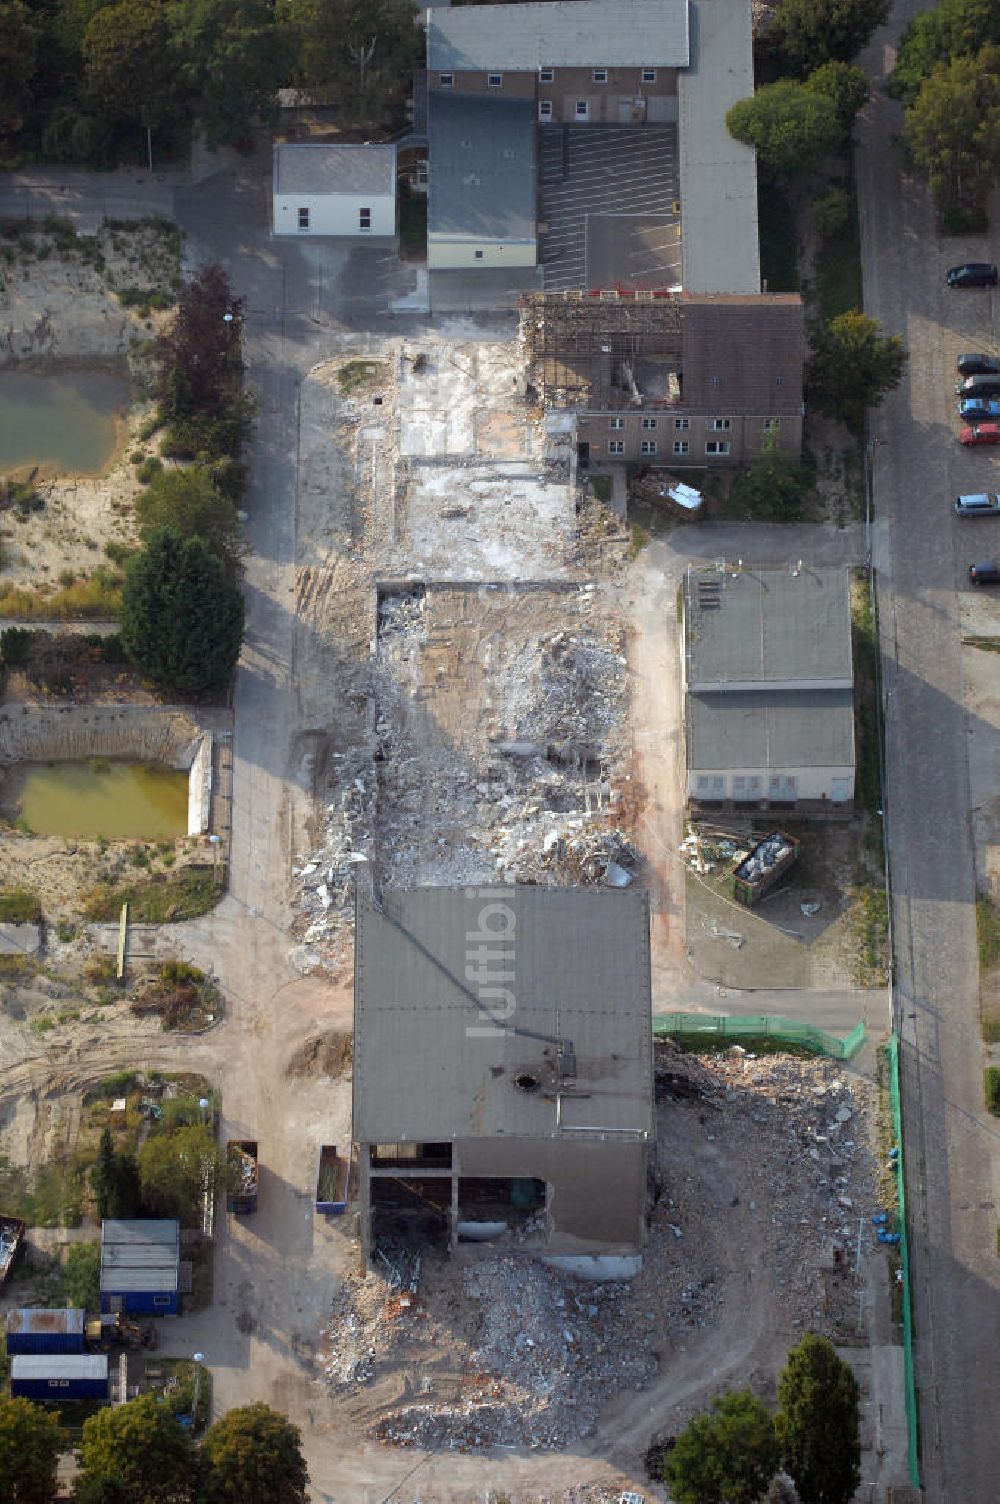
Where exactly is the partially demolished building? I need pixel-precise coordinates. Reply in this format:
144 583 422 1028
352 886 654 1271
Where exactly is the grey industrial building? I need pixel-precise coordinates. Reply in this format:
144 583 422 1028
683 565 856 818
100 1219 180 1317
352 886 654 1268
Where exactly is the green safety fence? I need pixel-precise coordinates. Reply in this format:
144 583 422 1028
885 1033 921 1489
652 1012 865 1060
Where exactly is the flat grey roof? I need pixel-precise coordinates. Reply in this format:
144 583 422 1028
101 1219 179 1293
685 567 853 691
428 93 536 242
101 1220 179 1247
11 1355 108 1379
427 0 690 71
678 0 760 294
273 143 396 196
687 688 855 770
353 887 653 1144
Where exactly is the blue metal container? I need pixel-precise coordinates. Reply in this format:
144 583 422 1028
5 1308 86 1356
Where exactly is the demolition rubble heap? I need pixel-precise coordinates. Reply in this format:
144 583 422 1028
291 336 634 974
318 1048 876 1452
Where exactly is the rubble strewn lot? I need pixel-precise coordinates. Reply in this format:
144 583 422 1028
291 337 632 975
319 1046 876 1453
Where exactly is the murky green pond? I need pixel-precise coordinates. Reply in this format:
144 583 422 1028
0 367 128 475
6 761 188 840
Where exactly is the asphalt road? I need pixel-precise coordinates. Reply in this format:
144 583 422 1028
856 17 1000 1502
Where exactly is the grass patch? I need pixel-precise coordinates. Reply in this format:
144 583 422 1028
853 879 889 986
668 1035 814 1059
0 1151 87 1228
81 866 223 923
629 522 651 558
758 177 799 292
977 895 1000 971
850 573 881 819
0 886 42 922
985 1066 1000 1117
0 571 122 620
590 474 612 504
962 635 1000 654
398 186 427 260
337 359 388 397
815 215 863 322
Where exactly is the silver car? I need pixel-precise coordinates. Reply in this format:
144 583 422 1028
955 492 1000 517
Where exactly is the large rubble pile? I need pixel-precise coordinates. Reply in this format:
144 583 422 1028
318 1048 876 1454
293 581 636 971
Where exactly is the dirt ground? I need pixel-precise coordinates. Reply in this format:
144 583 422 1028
0 218 181 591
683 822 886 990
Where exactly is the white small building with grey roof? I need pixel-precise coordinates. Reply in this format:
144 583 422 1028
272 143 397 238
683 565 855 817
353 886 653 1272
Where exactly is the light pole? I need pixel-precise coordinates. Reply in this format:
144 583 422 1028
192 1352 205 1427
209 832 221 882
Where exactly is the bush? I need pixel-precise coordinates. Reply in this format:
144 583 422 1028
811 185 852 237
729 443 815 520
0 625 38 667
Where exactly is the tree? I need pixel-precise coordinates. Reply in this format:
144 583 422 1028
771 0 890 72
889 0 1000 104
0 1397 61 1504
169 0 294 147
77 1393 195 1504
663 1389 781 1504
804 62 869 137
281 0 421 120
0 1 40 142
82 1 184 136
806 311 906 430
903 46 1000 211
200 1404 309 1504
727 83 841 176
89 1128 141 1221
729 440 814 522
137 1122 223 1224
119 530 244 694
135 468 244 574
155 264 244 425
776 1334 861 1504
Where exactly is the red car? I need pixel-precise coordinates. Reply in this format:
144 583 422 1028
960 422 1000 446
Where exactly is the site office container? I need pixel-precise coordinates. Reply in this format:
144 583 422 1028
10 1354 110 1402
5 1308 86 1356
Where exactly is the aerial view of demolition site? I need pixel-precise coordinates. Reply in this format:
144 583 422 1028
0 23 909 1504
0 209 907 1504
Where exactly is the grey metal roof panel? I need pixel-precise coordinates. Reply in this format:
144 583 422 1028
687 688 855 770
274 143 396 196
678 0 760 294
427 0 690 71
101 1220 179 1247
353 887 653 1144
100 1266 179 1293
428 93 536 242
685 567 853 689
11 1355 108 1379
101 1245 179 1270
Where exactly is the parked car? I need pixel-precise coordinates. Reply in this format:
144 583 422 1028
947 262 999 288
969 561 1000 584
955 492 1000 517
958 398 1000 421
960 423 1000 446
957 353 1000 376
955 374 1000 397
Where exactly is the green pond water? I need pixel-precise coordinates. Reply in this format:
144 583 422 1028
0 368 128 475
9 762 188 840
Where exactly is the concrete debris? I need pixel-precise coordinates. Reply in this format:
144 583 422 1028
318 1046 874 1455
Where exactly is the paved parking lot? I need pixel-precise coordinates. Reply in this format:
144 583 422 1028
538 125 680 292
